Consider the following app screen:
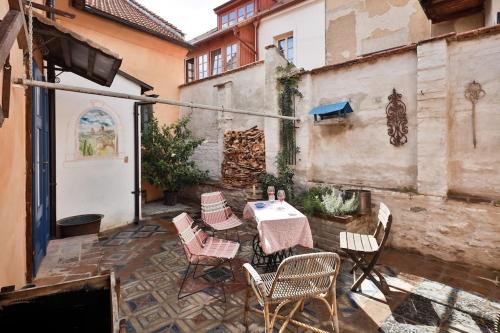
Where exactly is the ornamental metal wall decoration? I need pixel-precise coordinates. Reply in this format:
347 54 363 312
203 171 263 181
386 88 408 146
464 80 486 148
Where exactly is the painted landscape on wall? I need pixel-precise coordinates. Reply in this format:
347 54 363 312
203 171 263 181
78 109 117 158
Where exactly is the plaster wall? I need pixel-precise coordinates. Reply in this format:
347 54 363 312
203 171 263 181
325 0 430 65
431 13 484 37
55 2 188 202
295 52 418 190
448 33 500 200
0 1 49 289
56 73 139 230
179 63 267 180
485 0 500 26
258 0 326 69
0 7 27 287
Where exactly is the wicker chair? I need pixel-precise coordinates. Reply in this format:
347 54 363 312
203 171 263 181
201 191 243 241
243 252 341 333
172 212 240 302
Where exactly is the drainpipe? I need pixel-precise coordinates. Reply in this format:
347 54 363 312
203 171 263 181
46 0 57 237
254 18 260 62
133 96 157 224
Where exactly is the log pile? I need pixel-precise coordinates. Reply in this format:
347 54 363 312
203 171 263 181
222 126 266 188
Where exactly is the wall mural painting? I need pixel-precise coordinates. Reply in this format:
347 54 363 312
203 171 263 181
78 109 117 158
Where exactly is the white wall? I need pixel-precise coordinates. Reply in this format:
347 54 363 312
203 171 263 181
258 0 325 70
56 73 140 231
485 0 500 27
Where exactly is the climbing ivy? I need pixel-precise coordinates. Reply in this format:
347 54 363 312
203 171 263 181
276 63 302 165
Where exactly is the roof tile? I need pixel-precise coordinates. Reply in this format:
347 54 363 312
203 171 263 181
83 0 185 42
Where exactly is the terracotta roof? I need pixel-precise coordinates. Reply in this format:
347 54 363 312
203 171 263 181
73 0 189 46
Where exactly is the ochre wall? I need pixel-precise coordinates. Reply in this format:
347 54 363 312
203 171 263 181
55 2 188 202
0 1 41 288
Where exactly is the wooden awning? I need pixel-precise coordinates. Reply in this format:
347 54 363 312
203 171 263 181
32 13 122 86
419 0 485 23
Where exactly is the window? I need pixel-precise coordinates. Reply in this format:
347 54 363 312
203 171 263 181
211 49 222 75
198 54 208 79
278 35 294 63
229 10 236 26
185 58 194 83
221 14 228 29
226 44 238 71
238 7 245 22
246 2 254 17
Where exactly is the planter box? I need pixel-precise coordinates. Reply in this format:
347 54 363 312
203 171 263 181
308 213 373 252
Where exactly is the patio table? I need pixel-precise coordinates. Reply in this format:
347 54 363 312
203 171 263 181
243 201 314 255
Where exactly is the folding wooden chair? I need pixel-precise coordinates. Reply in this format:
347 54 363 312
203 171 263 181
172 212 240 302
201 191 242 241
340 202 392 294
243 252 341 333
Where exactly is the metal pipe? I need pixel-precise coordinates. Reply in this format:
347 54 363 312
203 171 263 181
14 78 300 121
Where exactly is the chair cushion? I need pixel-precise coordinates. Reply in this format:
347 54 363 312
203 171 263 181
339 231 379 253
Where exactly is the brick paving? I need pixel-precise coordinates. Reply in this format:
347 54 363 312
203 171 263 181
35 216 500 333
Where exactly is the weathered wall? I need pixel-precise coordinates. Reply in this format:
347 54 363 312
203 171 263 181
179 62 267 179
180 27 500 270
448 33 500 200
431 12 484 36
325 0 430 65
258 0 326 70
298 52 418 190
485 0 500 27
56 73 139 231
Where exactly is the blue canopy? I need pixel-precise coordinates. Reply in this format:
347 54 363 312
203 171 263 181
309 102 353 118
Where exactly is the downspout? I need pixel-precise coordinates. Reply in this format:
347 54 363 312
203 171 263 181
254 18 260 62
133 95 157 224
46 0 57 237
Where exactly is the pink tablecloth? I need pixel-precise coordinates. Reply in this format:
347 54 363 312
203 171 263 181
243 201 313 255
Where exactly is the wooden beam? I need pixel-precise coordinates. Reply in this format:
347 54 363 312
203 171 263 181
0 10 24 67
22 1 76 19
60 38 72 67
2 56 12 119
233 28 257 55
87 49 96 77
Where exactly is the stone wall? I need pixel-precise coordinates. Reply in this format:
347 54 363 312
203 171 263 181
179 28 500 270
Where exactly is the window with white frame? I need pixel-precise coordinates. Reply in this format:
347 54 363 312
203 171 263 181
228 10 236 26
221 14 228 29
226 44 238 71
185 58 194 83
277 35 294 63
198 54 208 79
211 49 222 75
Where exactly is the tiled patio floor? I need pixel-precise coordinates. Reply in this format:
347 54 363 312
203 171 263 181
35 216 499 333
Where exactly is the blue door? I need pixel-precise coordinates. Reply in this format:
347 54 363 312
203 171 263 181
32 63 50 275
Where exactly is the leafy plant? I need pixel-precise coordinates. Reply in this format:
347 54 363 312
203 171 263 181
276 63 302 165
322 191 359 216
141 116 207 192
260 152 295 201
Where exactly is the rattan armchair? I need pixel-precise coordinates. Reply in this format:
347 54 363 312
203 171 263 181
243 252 341 333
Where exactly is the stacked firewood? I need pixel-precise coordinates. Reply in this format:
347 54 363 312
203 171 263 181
222 126 266 187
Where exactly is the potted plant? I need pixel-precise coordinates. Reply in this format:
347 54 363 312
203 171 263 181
142 116 207 206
